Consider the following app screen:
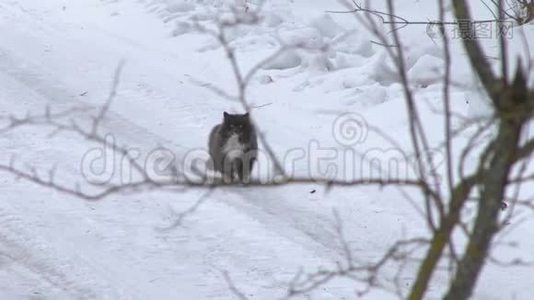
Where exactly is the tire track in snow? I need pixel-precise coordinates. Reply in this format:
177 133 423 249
0 201 129 299
221 188 347 258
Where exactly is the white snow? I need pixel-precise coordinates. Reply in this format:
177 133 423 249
0 0 533 299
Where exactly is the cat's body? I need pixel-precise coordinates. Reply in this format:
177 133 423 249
208 112 257 182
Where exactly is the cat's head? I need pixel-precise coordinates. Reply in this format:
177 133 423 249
222 112 252 136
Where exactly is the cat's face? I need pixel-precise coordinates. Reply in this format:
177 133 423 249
222 112 252 136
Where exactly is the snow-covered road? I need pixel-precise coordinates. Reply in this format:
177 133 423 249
0 0 533 299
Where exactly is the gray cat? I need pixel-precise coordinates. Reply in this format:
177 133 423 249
208 112 258 183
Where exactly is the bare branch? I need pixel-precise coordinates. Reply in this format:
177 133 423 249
439 0 455 197
452 0 503 102
91 60 125 136
157 188 215 231
222 271 249 300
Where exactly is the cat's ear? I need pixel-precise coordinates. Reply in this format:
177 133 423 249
223 111 229 120
244 112 250 118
